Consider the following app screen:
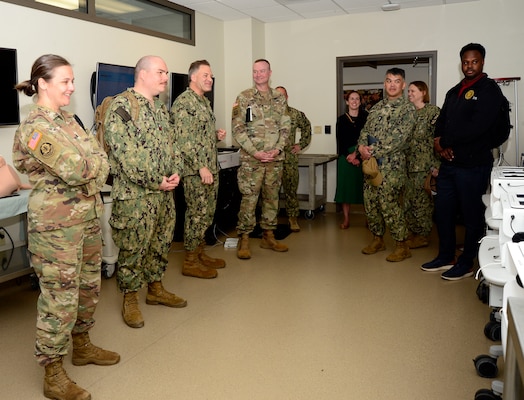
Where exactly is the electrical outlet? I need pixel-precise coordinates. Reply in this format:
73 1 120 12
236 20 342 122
314 126 322 134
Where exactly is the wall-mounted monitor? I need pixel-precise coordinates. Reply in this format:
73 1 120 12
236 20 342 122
93 62 135 109
170 72 214 110
0 48 20 126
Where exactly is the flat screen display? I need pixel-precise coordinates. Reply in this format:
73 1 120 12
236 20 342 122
0 48 20 125
94 62 135 108
171 72 214 110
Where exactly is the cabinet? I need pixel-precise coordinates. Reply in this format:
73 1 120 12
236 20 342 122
0 190 31 283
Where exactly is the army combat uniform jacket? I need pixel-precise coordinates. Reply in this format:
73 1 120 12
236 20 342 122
13 105 109 233
232 87 290 161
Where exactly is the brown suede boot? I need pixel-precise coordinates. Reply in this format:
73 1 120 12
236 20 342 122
407 234 429 249
260 230 288 252
122 291 144 328
198 243 226 269
146 281 188 306
72 332 120 366
237 233 251 259
289 217 300 232
361 235 386 255
386 240 412 262
44 357 91 400
182 251 218 279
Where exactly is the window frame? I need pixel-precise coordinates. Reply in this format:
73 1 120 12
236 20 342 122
1 0 195 45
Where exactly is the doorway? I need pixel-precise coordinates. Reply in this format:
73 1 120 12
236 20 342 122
336 51 438 115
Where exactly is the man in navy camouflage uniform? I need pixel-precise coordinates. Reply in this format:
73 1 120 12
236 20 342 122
104 56 187 329
171 60 226 279
358 68 416 262
275 86 312 232
232 59 291 259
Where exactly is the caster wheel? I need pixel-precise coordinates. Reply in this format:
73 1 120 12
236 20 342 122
489 309 500 322
473 354 498 378
29 273 40 290
304 210 314 220
474 388 502 400
476 279 488 304
484 321 501 341
102 263 116 279
319 204 325 212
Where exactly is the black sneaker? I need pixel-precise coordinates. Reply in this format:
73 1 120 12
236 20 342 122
420 257 455 272
441 263 474 281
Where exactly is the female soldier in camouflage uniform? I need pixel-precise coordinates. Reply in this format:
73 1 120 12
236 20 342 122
13 54 119 400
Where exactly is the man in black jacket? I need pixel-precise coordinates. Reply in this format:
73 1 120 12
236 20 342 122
421 43 509 280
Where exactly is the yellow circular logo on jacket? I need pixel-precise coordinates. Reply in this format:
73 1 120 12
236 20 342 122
465 90 475 100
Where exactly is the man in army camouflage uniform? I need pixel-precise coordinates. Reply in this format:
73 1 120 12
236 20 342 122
358 67 416 262
275 86 312 232
232 59 291 259
171 60 226 279
104 56 187 329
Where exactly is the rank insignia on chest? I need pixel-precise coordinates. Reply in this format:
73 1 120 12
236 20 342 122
232 103 239 118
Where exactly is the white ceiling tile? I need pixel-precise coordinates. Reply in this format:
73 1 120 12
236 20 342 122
168 0 478 22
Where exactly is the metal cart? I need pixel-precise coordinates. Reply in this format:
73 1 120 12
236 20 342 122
296 154 337 219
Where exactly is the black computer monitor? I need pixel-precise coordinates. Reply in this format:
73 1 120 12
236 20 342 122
0 48 20 125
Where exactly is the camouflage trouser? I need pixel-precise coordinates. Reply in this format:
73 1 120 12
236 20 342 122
237 160 283 234
363 174 408 242
405 171 434 237
282 152 300 217
183 174 219 251
29 219 102 366
110 192 175 292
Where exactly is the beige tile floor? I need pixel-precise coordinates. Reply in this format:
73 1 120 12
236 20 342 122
0 210 500 399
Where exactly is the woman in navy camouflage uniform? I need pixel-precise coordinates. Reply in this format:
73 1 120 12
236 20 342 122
405 81 440 249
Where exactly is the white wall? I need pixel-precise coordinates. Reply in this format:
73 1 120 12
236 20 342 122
257 0 524 201
1 0 523 203
0 2 225 171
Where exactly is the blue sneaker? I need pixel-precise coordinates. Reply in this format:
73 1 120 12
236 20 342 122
420 257 455 272
441 263 474 281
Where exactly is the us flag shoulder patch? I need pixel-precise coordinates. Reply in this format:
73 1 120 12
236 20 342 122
28 130 43 150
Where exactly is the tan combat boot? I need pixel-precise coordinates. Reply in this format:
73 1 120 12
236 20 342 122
198 243 226 269
260 230 288 252
44 357 91 400
361 235 386 255
237 233 251 259
407 234 429 249
182 251 218 279
122 291 144 328
289 217 300 232
72 332 120 366
386 240 412 262
146 281 188 306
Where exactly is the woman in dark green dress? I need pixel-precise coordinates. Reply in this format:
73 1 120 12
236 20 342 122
334 90 367 228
